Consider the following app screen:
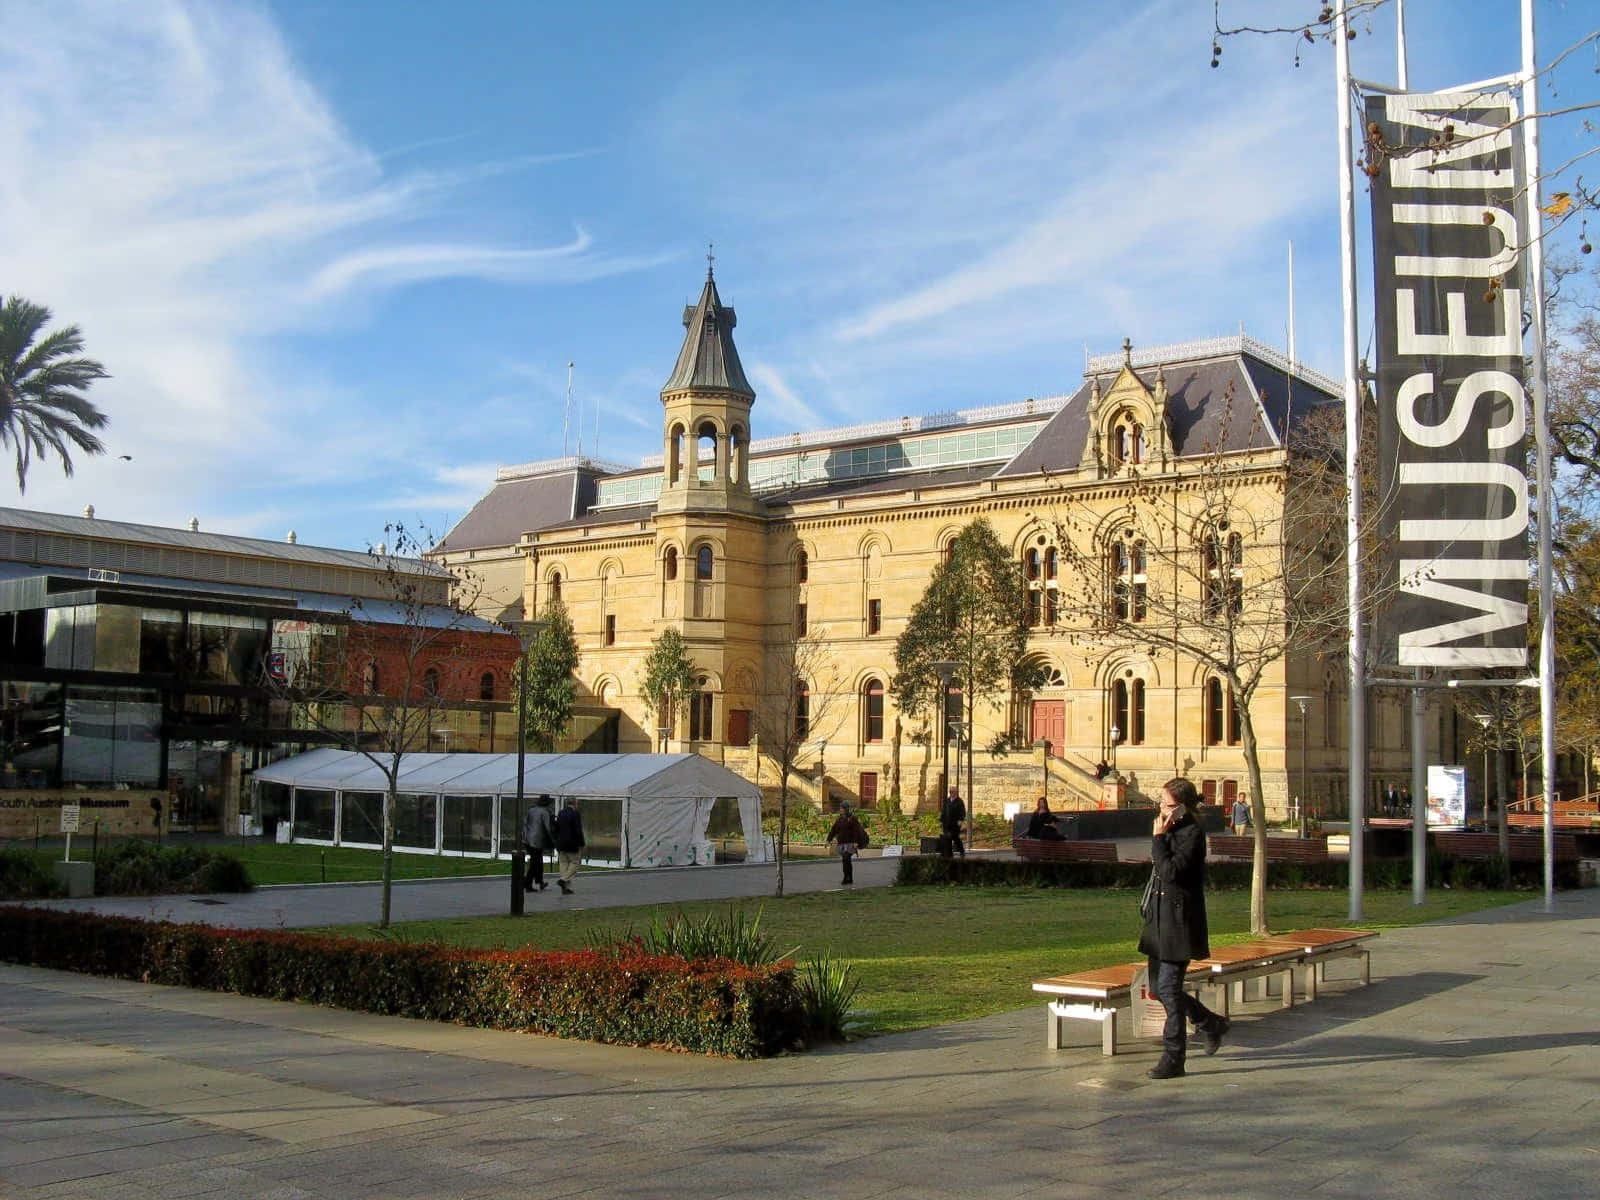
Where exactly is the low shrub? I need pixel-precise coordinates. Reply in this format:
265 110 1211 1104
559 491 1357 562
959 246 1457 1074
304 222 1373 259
896 854 1577 891
0 848 63 900
797 950 862 1040
0 907 808 1058
621 906 794 967
93 840 253 896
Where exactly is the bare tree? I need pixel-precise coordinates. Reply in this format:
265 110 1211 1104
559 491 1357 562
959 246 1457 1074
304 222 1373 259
266 523 492 928
752 629 848 898
1046 398 1382 934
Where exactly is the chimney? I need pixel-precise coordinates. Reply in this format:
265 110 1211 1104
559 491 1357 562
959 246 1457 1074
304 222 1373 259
286 531 297 544
188 518 200 532
83 505 95 519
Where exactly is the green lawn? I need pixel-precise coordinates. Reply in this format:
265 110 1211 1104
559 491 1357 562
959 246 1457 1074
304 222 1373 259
233 843 517 886
326 885 1530 1034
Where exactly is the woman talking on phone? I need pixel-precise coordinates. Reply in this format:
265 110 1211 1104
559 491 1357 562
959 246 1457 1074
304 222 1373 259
1138 776 1229 1079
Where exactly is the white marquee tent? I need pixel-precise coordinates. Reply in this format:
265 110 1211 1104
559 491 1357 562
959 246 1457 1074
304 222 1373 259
250 750 769 867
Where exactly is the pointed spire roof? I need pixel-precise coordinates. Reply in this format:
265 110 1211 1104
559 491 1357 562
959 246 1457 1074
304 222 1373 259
661 267 754 400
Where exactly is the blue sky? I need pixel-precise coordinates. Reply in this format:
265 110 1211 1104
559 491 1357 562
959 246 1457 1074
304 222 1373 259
2 0 1594 550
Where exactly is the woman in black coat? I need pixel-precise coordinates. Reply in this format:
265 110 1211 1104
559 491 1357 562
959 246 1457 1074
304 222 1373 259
1138 776 1229 1079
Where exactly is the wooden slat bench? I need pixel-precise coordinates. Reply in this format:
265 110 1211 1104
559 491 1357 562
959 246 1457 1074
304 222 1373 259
1013 837 1121 863
1433 831 1578 862
1207 834 1329 863
1032 927 1378 1056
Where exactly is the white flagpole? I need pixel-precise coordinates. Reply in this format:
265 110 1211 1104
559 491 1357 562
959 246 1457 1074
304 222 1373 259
1336 0 1366 921
1521 0 1557 913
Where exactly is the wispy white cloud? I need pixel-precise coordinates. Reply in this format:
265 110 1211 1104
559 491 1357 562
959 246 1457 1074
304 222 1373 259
0 0 663 541
748 363 821 434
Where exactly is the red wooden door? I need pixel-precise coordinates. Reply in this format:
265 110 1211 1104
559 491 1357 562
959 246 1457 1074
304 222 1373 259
1031 700 1064 751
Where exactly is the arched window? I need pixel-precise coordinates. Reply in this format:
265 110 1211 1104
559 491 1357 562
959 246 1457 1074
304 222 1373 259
664 546 678 581
1203 526 1243 618
479 671 495 701
697 421 717 480
667 422 684 484
549 572 563 603
1110 536 1147 622
796 549 808 584
1110 676 1145 745
1111 412 1145 468
363 661 379 694
1206 678 1225 746
423 667 440 698
1205 677 1241 746
863 678 884 743
1025 537 1058 626
794 680 810 740
689 676 714 741
696 545 714 580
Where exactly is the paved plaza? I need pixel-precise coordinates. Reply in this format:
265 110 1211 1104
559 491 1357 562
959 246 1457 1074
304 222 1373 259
2 874 1597 1199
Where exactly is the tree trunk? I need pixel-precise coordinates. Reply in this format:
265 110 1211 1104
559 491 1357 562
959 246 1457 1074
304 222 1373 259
890 716 902 808
776 764 790 898
1239 704 1270 936
381 782 396 928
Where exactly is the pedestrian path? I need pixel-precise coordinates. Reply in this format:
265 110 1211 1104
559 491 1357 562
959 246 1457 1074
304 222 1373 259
3 886 1597 1198
6 854 903 929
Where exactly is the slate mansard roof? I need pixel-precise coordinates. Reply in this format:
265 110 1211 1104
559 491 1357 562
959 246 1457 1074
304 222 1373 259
439 335 1340 552
997 338 1339 479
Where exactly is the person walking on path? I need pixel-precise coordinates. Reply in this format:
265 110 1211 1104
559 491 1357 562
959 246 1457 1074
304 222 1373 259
827 801 869 885
940 786 966 858
1230 794 1250 836
552 797 586 895
1139 776 1229 1080
522 795 555 892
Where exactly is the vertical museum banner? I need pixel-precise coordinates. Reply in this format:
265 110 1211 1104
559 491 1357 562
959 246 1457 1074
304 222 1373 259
1369 89 1530 669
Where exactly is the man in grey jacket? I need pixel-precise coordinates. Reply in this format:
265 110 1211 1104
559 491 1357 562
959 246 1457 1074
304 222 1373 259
522 795 555 893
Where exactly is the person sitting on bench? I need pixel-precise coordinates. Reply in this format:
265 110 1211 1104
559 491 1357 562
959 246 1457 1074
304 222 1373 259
1026 795 1064 840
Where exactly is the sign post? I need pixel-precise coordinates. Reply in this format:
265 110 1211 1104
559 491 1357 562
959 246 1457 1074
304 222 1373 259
60 804 80 862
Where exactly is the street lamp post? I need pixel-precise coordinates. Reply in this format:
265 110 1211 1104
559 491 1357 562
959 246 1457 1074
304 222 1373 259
509 620 543 917
1290 695 1313 838
434 728 453 753
1108 724 1121 774
1473 713 1493 829
817 738 828 809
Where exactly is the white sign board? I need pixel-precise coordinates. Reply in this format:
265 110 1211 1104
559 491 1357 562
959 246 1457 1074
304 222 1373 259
1426 765 1468 829
1130 966 1167 1038
59 805 81 833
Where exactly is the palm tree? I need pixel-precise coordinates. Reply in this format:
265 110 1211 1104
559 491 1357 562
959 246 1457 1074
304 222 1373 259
0 296 110 492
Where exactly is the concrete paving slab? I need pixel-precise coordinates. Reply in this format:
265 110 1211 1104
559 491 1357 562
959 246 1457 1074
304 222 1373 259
3 886 1599 1197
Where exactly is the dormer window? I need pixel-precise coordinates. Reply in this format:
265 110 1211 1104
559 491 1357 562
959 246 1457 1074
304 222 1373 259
1110 410 1144 468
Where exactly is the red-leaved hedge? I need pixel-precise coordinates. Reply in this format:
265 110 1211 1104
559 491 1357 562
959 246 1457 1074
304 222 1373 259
0 907 806 1058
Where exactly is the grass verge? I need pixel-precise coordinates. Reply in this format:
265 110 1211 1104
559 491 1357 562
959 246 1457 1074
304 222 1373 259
323 885 1528 1035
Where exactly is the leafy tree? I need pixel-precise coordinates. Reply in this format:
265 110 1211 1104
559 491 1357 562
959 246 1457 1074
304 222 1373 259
640 628 697 748
513 598 579 752
892 518 1028 835
0 296 110 491
264 523 490 928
